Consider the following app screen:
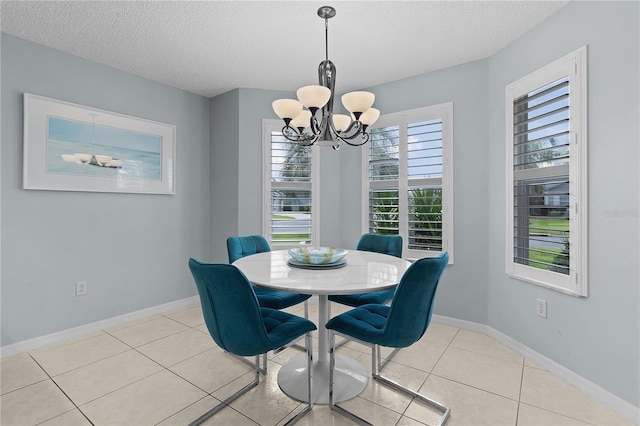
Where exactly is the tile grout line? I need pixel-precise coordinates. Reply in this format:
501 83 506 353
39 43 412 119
517 363 612 426
391 327 462 425
514 356 525 425
445 342 525 366
27 353 96 426
427 327 524 418
44 318 215 424
110 311 259 424
42 334 166 409
135 318 262 422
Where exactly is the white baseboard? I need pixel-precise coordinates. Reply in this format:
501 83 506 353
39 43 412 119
432 314 640 425
0 296 199 358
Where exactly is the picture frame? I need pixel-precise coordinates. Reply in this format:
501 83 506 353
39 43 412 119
23 93 176 195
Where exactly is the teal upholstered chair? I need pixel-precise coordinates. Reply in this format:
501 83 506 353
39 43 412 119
328 233 402 369
227 235 311 313
226 234 271 263
326 253 450 426
227 235 311 374
188 259 316 426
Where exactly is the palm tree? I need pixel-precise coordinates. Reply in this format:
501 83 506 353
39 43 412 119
279 143 311 181
369 127 399 179
408 188 442 250
369 190 399 234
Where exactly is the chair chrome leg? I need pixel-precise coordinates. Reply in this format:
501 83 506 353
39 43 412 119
372 373 450 426
188 356 260 426
194 332 316 426
335 337 349 349
229 352 267 375
330 331 450 426
328 331 372 426
371 337 449 425
377 346 400 371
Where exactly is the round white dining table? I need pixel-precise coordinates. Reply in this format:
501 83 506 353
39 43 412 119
232 249 411 404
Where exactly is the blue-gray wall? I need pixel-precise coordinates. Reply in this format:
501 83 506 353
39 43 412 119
485 0 639 408
1 0 638 410
209 89 240 263
1 34 211 345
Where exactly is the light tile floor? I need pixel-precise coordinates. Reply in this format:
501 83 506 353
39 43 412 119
1 302 634 426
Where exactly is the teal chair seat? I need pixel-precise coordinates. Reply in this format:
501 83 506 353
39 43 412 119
252 286 311 310
188 259 316 425
326 253 450 426
328 290 395 307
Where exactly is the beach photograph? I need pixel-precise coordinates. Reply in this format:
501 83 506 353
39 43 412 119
46 115 162 180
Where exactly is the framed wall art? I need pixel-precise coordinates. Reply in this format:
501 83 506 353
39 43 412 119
23 93 176 194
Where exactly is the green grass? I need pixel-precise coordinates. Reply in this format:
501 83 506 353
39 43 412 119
529 218 569 235
528 248 563 270
272 214 296 220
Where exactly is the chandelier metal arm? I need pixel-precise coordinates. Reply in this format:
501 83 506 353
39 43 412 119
310 109 326 137
331 127 370 146
281 126 319 145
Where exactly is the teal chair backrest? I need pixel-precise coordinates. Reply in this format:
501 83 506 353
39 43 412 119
357 233 402 258
188 259 273 356
382 252 448 347
227 235 271 264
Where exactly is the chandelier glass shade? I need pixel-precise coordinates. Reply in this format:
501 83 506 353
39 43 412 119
271 6 380 149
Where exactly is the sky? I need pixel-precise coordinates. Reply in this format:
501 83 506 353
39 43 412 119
48 116 162 153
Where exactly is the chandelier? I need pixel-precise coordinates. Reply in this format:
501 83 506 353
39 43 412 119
271 6 380 150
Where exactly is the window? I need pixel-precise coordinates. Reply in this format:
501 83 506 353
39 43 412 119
362 103 454 261
262 120 319 248
505 47 587 296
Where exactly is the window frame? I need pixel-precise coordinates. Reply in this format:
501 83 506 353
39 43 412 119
361 103 454 262
262 119 320 249
505 46 588 297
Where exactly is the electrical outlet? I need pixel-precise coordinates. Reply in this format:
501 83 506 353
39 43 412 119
76 281 88 296
536 298 547 318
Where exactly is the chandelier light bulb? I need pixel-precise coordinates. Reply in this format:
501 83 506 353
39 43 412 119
296 85 332 109
272 99 303 120
291 110 312 130
341 91 375 116
357 108 380 126
332 114 351 132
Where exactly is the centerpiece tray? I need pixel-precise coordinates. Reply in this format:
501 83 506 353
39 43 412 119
287 258 347 269
287 246 348 269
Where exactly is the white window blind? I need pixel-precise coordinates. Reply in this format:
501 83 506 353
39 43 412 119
368 125 400 235
505 46 587 296
363 103 453 260
513 77 570 275
407 119 444 251
263 120 318 248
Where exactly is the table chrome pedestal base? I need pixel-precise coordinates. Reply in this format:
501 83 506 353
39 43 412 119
278 353 368 404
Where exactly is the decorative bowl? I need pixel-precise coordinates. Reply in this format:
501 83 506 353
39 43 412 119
288 247 348 265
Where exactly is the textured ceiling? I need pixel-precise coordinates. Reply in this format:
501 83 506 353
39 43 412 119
0 1 569 97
